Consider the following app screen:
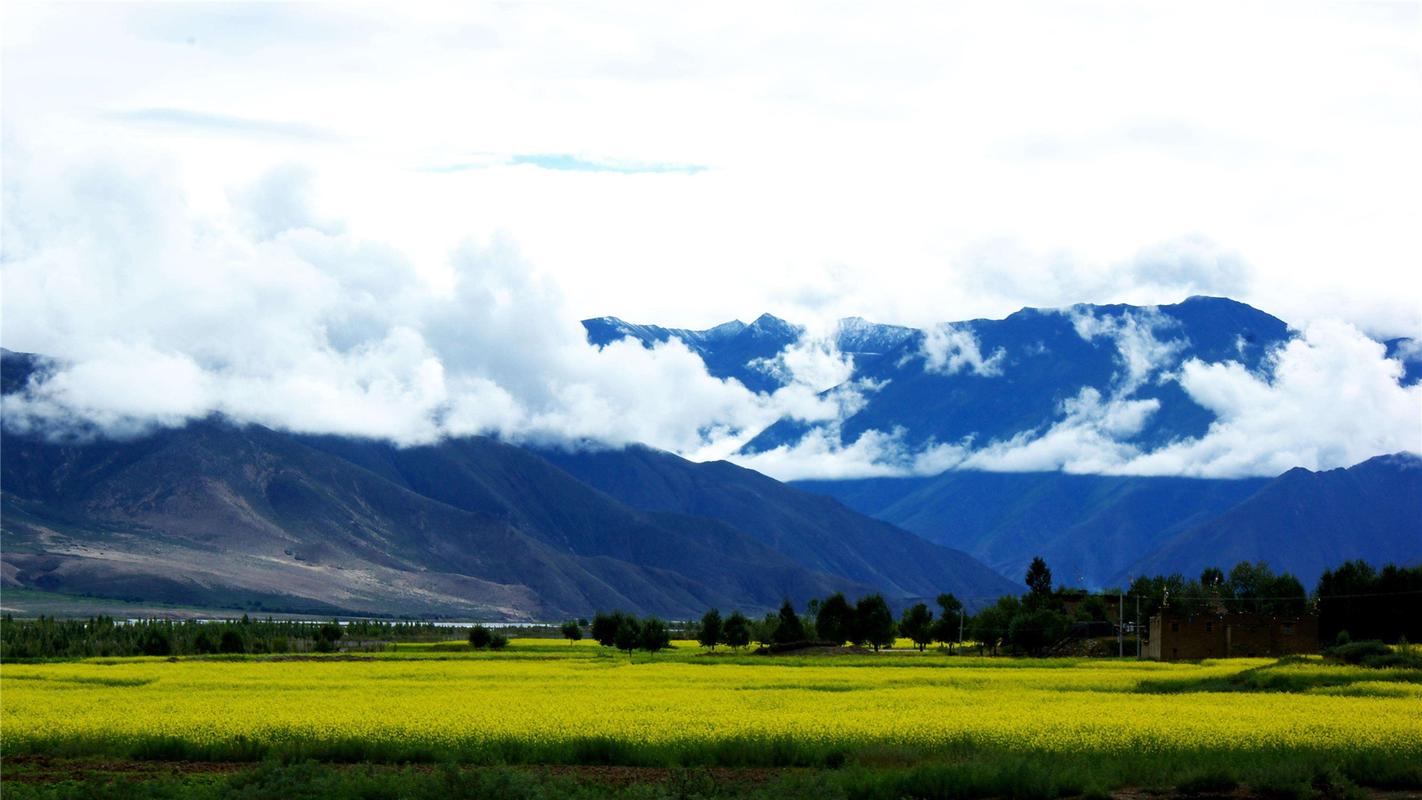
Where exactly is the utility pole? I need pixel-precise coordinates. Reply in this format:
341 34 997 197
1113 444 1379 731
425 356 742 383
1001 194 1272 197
1135 595 1141 659
958 608 964 650
1118 590 1124 658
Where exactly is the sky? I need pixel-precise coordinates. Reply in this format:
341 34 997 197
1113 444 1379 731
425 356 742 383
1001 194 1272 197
2 2 1420 479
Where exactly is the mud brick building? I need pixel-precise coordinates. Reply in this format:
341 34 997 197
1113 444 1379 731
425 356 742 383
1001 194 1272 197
1143 611 1317 660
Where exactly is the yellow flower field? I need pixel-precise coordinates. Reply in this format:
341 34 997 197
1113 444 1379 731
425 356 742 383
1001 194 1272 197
3 641 1419 767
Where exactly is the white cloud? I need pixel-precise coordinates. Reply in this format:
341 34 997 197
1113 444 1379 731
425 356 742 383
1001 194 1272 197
731 426 972 482
2 3 1419 482
919 325 1005 377
0 160 814 455
3 3 1418 339
1067 307 1186 392
749 334 856 393
729 312 1421 481
1117 321 1422 478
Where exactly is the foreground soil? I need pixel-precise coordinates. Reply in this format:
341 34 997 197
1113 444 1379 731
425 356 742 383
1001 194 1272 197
4 757 1421 800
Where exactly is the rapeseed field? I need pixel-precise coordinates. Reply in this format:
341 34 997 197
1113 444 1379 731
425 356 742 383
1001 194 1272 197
3 639 1418 774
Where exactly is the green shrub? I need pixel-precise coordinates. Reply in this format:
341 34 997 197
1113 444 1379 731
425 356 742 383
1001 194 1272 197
468 625 493 649
1326 640 1390 664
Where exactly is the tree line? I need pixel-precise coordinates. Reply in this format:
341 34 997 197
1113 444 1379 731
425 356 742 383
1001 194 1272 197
0 615 448 659
575 557 1420 658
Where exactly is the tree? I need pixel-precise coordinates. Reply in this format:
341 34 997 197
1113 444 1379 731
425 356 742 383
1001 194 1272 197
591 611 624 648
932 593 964 651
1073 595 1109 622
698 609 723 650
815 593 853 645
614 616 642 656
773 599 806 644
971 596 1020 655
1007 608 1070 656
753 613 778 649
313 622 343 653
218 629 246 654
139 626 172 657
488 632 509 650
560 620 583 643
854 594 896 652
1200 567 1225 589
468 625 493 649
722 611 751 650
1224 561 1307 615
900 602 934 652
1025 557 1053 609
640 617 670 654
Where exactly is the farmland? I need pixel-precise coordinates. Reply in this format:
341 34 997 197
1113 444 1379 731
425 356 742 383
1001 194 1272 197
3 639 1421 799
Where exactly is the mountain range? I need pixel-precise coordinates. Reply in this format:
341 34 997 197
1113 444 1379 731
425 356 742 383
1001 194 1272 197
0 350 1013 618
589 297 1421 590
592 297 1310 455
1 295 1417 619
796 454 1421 591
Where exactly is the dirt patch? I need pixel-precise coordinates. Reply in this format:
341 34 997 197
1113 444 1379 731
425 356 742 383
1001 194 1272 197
1 755 247 784
0 757 794 788
535 764 794 788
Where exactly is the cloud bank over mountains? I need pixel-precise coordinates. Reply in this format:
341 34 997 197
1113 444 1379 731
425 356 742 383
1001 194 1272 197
3 0 1419 481
2 158 1417 482
732 309 1421 481
1 160 836 459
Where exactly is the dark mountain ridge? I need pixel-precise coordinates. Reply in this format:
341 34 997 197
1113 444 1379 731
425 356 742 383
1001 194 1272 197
796 455 1422 591
1 350 1010 618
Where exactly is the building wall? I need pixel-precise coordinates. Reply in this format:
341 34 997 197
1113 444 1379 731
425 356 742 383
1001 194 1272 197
1144 612 1317 660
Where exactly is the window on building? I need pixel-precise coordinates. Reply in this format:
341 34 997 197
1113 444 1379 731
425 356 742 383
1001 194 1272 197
1283 623 1295 635
1205 622 1213 633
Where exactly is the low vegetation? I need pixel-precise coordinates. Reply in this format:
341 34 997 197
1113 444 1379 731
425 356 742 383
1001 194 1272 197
4 556 1421 798
3 642 1419 787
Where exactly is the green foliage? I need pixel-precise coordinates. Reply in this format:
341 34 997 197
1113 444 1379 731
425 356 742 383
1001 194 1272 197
931 594 963 649
1007 608 1070 656
773 600 806 645
1024 556 1053 607
752 613 778 648
139 627 172 657
1226 561 1308 616
639 617 670 654
560 620 583 643
468 625 494 649
1324 639 1422 669
697 608 722 650
722 611 751 650
218 629 245 654
1073 596 1109 623
970 596 1020 655
899 603 934 652
1318 560 1422 644
613 616 642 656
0 615 447 660
814 593 852 645
590 611 625 648
853 594 896 652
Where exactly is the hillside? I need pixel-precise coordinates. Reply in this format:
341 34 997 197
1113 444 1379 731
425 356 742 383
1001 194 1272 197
797 455 1422 590
1126 453 1422 588
538 444 1017 603
1 352 1011 618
